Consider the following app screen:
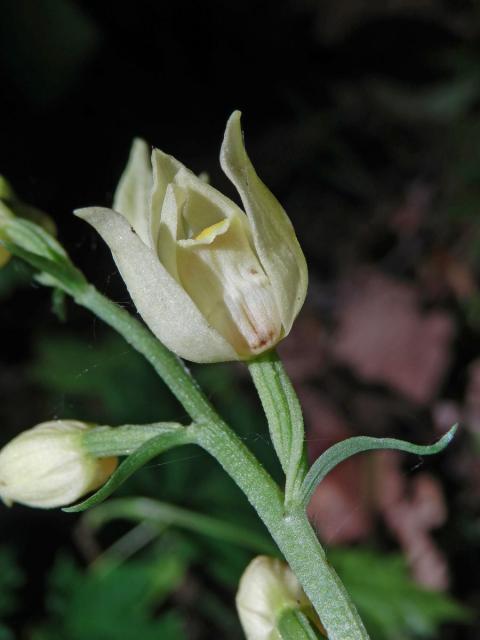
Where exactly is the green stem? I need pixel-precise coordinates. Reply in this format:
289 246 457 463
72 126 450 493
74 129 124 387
248 350 308 505
191 421 369 640
69 284 368 638
74 285 216 423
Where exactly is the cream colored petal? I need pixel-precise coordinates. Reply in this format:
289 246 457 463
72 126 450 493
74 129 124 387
0 420 117 509
156 183 186 281
236 556 310 640
152 147 246 245
174 167 245 231
177 214 282 358
75 207 238 363
150 148 186 247
220 111 308 334
113 138 152 246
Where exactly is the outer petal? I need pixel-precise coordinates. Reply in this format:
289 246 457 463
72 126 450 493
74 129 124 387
177 214 282 358
220 111 308 334
150 148 185 248
75 207 238 363
113 138 152 246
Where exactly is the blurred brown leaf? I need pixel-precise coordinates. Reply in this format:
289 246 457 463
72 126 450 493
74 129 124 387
419 249 477 301
375 451 449 590
390 182 432 237
278 313 327 384
308 455 373 545
332 269 455 404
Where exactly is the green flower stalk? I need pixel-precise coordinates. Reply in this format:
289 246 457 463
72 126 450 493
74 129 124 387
0 113 458 640
75 111 308 362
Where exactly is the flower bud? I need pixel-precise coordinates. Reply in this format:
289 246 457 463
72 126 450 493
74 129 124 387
0 421 117 509
0 175 57 269
236 556 323 640
76 111 308 363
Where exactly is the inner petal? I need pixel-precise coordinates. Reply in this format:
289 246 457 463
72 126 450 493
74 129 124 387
181 189 226 239
176 214 282 357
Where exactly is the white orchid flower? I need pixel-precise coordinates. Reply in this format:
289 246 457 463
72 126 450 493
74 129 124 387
76 111 307 363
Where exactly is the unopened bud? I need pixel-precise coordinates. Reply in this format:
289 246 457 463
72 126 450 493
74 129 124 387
236 556 324 640
0 420 117 509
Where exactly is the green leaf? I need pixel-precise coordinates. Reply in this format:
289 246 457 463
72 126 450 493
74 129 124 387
2 217 67 260
277 609 324 640
40 554 187 640
83 496 276 554
4 241 86 296
64 429 192 512
300 425 457 506
0 217 87 296
330 548 470 639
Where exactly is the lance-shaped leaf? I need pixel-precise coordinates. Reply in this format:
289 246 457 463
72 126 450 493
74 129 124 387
300 425 457 507
277 609 326 640
64 428 192 513
83 497 276 554
1 217 86 295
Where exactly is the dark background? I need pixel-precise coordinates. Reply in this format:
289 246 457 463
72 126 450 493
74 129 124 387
1 1 480 638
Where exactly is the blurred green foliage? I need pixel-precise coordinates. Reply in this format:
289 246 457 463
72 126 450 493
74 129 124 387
0 507 468 639
1 1 480 638
330 549 469 640
32 553 187 640
0 550 23 639
0 327 468 638
0 0 99 106
0 259 31 300
30 332 181 425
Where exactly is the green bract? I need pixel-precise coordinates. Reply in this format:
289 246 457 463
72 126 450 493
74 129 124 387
0 175 58 269
76 111 308 363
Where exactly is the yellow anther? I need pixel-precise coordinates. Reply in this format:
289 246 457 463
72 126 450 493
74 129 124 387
195 220 227 241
